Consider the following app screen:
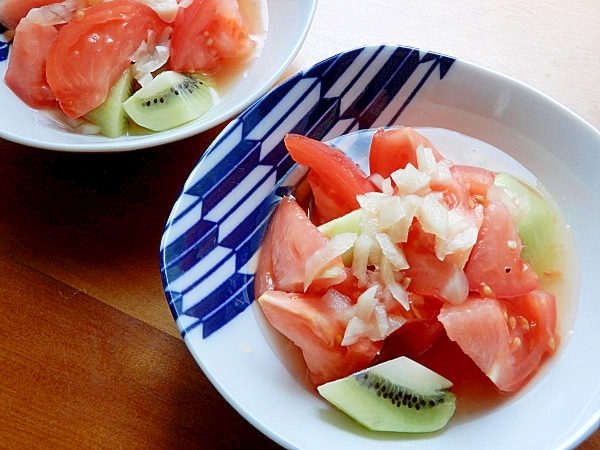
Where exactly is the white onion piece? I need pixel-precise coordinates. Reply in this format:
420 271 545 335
439 265 470 305
387 280 410 310
416 193 449 242
416 144 438 173
303 232 355 292
435 206 481 262
342 317 369 345
26 0 80 25
137 0 179 22
131 27 173 87
351 233 373 286
374 304 390 339
388 194 420 243
355 285 378 321
391 163 431 195
375 233 408 270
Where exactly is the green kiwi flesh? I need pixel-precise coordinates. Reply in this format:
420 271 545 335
317 356 456 433
318 209 362 265
84 67 133 138
123 70 214 132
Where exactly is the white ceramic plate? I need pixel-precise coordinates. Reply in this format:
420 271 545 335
160 44 600 449
0 0 316 151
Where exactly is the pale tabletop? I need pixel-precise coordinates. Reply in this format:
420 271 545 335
1 1 599 448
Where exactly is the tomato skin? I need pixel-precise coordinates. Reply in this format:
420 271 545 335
306 169 361 225
368 127 443 178
284 134 378 224
169 0 255 74
46 0 168 118
465 199 541 298
4 18 58 109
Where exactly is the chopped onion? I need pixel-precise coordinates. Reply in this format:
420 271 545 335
416 193 449 242
131 27 173 87
351 233 373 286
391 163 431 195
439 265 469 304
303 232 356 291
368 172 385 191
342 317 369 345
380 176 394 195
323 289 356 322
375 233 408 270
26 0 80 25
357 192 406 233
387 280 410 310
137 0 180 22
416 144 438 172
355 285 378 321
373 304 390 339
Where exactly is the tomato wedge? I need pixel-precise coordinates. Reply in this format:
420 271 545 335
284 134 378 224
46 0 168 118
465 199 541 298
258 290 383 387
369 127 443 178
438 291 558 392
255 196 347 295
4 18 58 109
169 0 256 74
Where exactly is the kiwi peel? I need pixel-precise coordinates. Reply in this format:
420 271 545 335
317 356 456 433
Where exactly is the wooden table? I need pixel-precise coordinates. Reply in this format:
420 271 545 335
1 1 598 448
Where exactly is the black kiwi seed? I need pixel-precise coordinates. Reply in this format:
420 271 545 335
142 80 201 108
354 371 446 410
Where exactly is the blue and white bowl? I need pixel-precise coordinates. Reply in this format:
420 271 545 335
160 44 600 449
0 0 316 151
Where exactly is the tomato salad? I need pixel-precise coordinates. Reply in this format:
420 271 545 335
1 0 262 135
255 127 569 399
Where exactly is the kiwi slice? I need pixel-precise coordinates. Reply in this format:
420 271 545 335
123 70 214 132
317 356 456 433
84 67 133 138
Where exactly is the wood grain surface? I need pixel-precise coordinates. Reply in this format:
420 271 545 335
0 1 598 448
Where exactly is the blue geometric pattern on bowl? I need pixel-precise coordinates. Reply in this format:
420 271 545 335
0 25 10 62
159 44 455 339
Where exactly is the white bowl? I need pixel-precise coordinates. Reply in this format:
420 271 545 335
0 0 317 152
160 44 600 449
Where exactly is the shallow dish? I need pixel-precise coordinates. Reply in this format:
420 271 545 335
160 44 600 449
0 0 316 152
